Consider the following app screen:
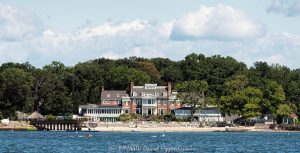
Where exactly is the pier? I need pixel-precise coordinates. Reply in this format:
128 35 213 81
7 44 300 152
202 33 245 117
30 120 82 131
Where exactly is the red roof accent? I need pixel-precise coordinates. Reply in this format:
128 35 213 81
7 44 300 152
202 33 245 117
290 112 298 118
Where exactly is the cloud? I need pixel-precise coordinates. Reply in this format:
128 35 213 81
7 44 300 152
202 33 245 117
77 20 150 40
0 3 43 41
255 32 300 68
159 20 176 38
0 3 300 69
169 4 267 41
267 0 300 17
19 20 170 67
1 19 300 69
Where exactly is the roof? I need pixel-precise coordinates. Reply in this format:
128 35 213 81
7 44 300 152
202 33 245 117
290 112 298 118
132 88 168 97
101 90 129 100
79 104 98 108
27 111 44 119
79 104 122 109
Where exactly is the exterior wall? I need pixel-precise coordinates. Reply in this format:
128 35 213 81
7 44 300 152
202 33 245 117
78 82 182 121
174 108 224 122
78 105 122 121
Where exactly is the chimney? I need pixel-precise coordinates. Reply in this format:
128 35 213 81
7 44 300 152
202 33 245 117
167 81 171 113
130 81 134 96
167 81 171 97
101 86 105 92
130 81 134 113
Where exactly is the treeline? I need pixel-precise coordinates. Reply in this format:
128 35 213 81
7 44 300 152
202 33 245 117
0 53 300 120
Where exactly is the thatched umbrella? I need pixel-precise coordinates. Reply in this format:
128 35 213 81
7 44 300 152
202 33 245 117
27 111 45 121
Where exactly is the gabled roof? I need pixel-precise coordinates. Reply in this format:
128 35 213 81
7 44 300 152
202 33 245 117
290 112 298 118
101 90 129 100
27 111 44 119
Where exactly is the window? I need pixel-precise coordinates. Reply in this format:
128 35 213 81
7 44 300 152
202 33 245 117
137 99 142 105
107 94 110 98
125 109 129 114
160 109 165 115
117 99 121 105
148 99 152 104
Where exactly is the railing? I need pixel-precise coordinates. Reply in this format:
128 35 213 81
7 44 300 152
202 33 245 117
83 114 120 117
142 104 157 107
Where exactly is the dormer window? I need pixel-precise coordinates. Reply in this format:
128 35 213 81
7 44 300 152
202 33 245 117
133 92 137 96
107 94 110 98
117 94 119 97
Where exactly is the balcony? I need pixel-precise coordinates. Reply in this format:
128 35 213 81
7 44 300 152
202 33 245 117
142 103 157 107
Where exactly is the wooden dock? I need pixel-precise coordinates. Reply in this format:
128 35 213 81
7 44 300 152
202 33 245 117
30 120 82 131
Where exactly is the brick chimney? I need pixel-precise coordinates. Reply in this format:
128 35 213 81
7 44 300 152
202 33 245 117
167 81 171 97
130 81 134 96
130 81 134 113
167 81 171 113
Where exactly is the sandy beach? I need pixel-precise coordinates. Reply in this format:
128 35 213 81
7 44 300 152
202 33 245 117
90 125 285 132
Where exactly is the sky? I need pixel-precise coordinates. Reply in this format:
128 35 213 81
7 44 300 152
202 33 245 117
0 0 300 68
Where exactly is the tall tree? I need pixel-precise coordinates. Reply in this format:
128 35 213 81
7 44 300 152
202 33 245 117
176 80 208 122
260 80 286 116
0 68 34 118
181 53 209 81
106 66 150 90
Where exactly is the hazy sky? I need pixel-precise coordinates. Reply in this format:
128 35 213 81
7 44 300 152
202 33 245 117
0 0 300 68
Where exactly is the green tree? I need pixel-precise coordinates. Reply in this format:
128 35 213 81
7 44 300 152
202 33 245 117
261 80 286 116
181 53 209 81
74 62 103 104
0 68 34 118
106 66 150 90
206 55 247 98
219 75 249 116
219 86 262 120
33 70 71 115
176 80 208 122
0 111 3 120
151 58 183 83
241 87 263 120
135 61 161 83
276 104 293 118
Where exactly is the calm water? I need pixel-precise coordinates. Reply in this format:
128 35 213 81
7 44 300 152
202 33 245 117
0 131 300 153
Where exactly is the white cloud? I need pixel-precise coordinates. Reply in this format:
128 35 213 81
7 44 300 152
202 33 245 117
170 4 267 41
0 3 43 41
267 0 300 17
1 3 300 70
77 20 150 40
254 32 300 68
159 20 175 38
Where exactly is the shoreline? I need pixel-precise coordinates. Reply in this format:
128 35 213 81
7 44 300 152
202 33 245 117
88 126 297 133
1 124 299 132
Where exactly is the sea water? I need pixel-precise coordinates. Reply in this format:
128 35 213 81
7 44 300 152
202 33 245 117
0 131 299 153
